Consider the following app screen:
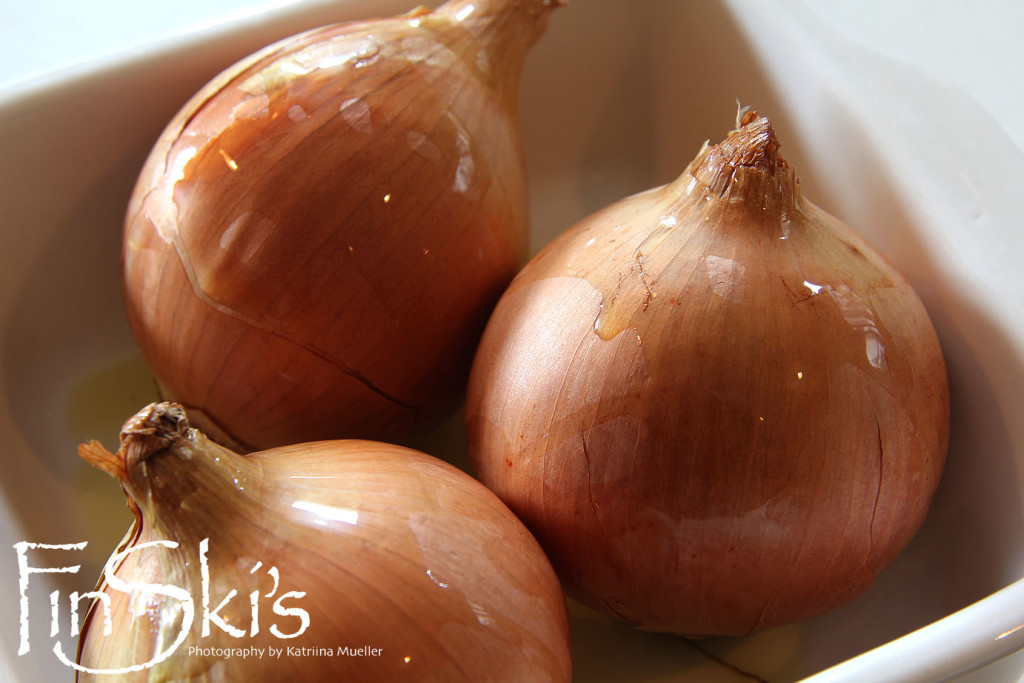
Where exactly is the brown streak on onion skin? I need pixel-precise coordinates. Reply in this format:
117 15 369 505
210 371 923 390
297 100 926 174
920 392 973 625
122 0 559 450
467 111 949 636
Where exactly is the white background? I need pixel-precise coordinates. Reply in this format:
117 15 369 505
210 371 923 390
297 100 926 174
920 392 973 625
1 0 1023 153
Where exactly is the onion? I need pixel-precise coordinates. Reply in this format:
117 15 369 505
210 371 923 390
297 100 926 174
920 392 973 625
466 109 950 636
75 402 571 681
122 0 561 450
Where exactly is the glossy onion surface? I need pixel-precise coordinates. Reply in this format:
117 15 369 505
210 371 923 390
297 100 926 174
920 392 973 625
467 111 950 636
123 0 559 450
76 403 571 681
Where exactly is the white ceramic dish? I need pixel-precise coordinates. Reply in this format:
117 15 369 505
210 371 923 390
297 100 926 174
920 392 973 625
1 0 1022 681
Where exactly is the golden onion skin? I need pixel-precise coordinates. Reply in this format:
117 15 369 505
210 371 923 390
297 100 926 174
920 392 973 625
76 403 572 681
122 0 558 450
467 112 949 636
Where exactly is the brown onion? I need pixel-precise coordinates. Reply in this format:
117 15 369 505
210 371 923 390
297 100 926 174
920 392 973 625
75 402 571 681
466 109 950 636
122 0 560 450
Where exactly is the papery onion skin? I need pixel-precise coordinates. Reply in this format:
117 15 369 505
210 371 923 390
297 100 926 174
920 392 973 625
466 110 950 636
122 0 560 450
76 402 571 682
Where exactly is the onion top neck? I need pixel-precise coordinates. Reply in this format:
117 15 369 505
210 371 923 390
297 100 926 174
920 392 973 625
681 109 801 222
431 0 564 97
80 403 198 482
78 403 253 533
